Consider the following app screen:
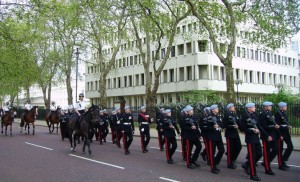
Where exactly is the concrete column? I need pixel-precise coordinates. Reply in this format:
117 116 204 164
195 65 199 80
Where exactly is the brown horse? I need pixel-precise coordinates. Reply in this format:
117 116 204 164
46 108 61 133
1 109 14 136
20 106 38 135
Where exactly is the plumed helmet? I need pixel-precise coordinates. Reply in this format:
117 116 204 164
79 93 84 97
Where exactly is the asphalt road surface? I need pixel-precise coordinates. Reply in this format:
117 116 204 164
0 123 299 182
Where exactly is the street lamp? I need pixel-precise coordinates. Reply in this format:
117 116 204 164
75 48 80 100
234 79 243 102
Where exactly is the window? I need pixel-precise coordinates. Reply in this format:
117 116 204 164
198 40 207 52
141 74 145 85
161 48 165 59
220 67 225 80
134 55 138 65
170 69 175 82
249 71 253 83
278 55 281 64
274 54 277 64
257 72 261 83
178 44 184 55
117 77 121 88
255 50 258 60
267 53 270 63
187 66 192 80
179 67 184 81
262 72 265 84
135 75 139 86
186 42 192 54
130 56 133 66
182 25 186 33
163 70 167 83
242 47 246 58
250 49 254 60
128 76 132 87
237 47 241 57
171 46 176 57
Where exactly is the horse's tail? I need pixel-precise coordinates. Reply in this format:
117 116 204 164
20 114 25 127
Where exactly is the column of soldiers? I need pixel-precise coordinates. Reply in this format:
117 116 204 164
63 100 293 182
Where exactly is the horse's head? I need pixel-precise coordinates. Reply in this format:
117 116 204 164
88 104 100 123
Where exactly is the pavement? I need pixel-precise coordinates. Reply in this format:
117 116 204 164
14 118 300 151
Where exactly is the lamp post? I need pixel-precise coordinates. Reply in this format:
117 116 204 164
234 79 243 102
75 48 80 100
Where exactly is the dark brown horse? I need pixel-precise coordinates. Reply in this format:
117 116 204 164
68 104 100 156
1 109 14 136
46 108 61 133
20 106 38 135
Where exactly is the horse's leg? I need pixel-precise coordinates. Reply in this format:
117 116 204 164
87 135 92 156
1 122 3 134
5 125 7 135
10 123 12 136
82 136 86 154
33 123 35 135
56 123 59 134
71 132 77 151
51 122 54 133
27 123 30 135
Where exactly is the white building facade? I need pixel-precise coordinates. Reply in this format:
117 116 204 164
86 20 299 107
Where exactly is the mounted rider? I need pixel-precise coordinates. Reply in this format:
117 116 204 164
74 93 87 130
24 100 32 114
3 102 11 114
48 101 57 120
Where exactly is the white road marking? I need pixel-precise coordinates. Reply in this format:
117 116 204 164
258 161 300 168
25 142 53 151
159 177 180 182
69 154 125 169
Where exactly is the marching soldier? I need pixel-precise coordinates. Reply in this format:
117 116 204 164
241 103 262 181
121 106 135 155
179 107 187 161
223 103 242 169
138 106 152 153
98 110 109 144
113 107 122 148
162 109 180 164
258 101 281 175
184 105 202 169
206 105 224 174
275 102 293 170
156 108 165 151
199 107 211 164
109 110 117 144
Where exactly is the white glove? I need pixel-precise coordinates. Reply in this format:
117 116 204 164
150 118 154 122
141 128 144 132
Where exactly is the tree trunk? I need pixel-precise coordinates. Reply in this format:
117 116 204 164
99 74 107 108
224 59 235 103
66 73 73 105
42 86 48 109
47 82 52 109
26 87 30 101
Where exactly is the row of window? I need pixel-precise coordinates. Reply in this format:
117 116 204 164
86 65 298 91
235 46 296 67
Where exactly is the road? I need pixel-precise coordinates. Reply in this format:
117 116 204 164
0 123 299 182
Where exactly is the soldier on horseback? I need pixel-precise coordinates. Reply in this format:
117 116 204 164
74 93 86 131
48 101 57 121
3 102 11 114
24 100 32 114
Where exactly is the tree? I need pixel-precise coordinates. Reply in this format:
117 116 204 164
80 0 128 107
129 0 190 113
184 0 300 102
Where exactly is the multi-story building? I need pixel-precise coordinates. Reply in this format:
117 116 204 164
86 20 299 107
291 33 300 89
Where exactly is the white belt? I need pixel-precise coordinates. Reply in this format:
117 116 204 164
141 122 148 125
281 125 288 127
123 123 131 125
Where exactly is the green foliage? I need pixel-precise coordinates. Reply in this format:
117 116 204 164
263 88 300 105
182 90 225 105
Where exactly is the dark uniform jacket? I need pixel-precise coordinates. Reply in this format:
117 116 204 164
199 115 208 138
206 113 223 141
121 113 135 132
113 113 122 130
99 114 109 128
184 114 201 140
179 111 186 138
156 111 164 131
138 112 151 131
275 110 290 139
109 114 115 129
258 110 281 141
162 115 180 138
223 111 240 139
241 111 260 143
